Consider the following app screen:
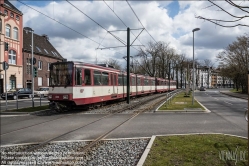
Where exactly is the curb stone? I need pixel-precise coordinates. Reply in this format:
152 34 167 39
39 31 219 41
219 91 247 100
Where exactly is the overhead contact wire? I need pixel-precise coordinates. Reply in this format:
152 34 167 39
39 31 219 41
17 0 106 47
103 0 145 52
126 0 158 45
66 0 127 46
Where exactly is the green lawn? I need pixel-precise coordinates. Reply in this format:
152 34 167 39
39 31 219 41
159 92 204 110
4 105 49 112
230 89 242 93
144 134 248 166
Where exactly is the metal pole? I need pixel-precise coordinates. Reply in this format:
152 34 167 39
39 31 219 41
5 66 7 111
192 31 195 105
31 30 34 107
17 93 18 110
127 27 130 104
169 62 170 91
247 71 249 144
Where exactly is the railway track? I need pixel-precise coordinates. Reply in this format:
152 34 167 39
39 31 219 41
1 90 181 165
1 92 166 127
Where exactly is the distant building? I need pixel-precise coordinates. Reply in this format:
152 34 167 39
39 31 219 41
196 66 212 88
211 68 234 88
23 29 64 90
0 0 23 93
211 69 218 88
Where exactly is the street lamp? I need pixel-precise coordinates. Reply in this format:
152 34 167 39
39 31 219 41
24 27 34 107
192 28 200 105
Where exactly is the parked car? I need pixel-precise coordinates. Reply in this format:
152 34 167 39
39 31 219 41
1 88 32 100
200 86 206 91
34 87 49 97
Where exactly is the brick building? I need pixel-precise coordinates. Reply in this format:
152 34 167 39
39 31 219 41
0 0 23 93
23 28 64 90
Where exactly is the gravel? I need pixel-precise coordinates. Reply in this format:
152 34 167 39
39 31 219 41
1 91 181 165
1 139 149 166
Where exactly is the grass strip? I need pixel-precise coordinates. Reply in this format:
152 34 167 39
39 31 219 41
4 105 49 112
159 92 204 110
229 89 242 93
144 134 248 166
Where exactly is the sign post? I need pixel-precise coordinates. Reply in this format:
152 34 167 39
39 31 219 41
2 61 9 110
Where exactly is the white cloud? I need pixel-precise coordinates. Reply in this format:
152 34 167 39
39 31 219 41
18 1 249 67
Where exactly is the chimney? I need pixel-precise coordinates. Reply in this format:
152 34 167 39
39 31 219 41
42 34 49 40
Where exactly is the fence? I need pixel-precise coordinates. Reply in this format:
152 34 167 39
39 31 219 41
0 94 49 111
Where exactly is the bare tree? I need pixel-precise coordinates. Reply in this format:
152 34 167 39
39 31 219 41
217 35 249 93
196 0 249 28
101 58 122 70
135 41 179 78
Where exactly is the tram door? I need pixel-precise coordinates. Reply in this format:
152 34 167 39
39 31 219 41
111 73 117 96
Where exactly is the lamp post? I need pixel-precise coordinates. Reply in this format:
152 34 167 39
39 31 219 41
168 62 171 91
24 27 34 107
192 28 200 105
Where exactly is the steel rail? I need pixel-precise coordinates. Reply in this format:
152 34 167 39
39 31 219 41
4 91 180 165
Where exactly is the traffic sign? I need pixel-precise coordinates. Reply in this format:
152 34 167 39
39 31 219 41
2 61 9 70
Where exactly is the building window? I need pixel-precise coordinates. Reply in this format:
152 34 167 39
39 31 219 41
8 50 16 64
6 24 11 37
9 75 16 90
4 10 8 16
38 77 42 86
36 46 41 52
13 27 18 40
47 63 50 71
16 15 19 21
47 78 49 86
51 51 55 56
44 49 48 54
10 12 14 18
38 61 42 70
27 64 31 75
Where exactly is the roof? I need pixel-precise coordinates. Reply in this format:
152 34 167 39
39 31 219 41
23 28 64 60
3 0 22 15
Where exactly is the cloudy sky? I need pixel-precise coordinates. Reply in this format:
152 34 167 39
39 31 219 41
13 0 249 67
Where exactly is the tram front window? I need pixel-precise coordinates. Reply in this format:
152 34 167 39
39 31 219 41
50 62 73 86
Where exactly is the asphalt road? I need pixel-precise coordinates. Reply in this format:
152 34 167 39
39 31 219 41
0 89 247 146
0 97 49 111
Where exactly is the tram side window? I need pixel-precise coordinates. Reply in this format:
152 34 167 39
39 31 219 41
118 75 123 85
84 69 91 85
137 78 141 86
132 77 136 86
75 68 82 85
94 70 102 85
102 72 109 85
124 75 127 86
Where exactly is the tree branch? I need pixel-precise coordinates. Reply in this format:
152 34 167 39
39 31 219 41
208 0 249 19
196 16 244 23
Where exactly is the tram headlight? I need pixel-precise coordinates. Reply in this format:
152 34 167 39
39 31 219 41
48 95 52 99
63 95 68 99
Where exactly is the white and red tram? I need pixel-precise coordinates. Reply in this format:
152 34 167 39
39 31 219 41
48 61 176 112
